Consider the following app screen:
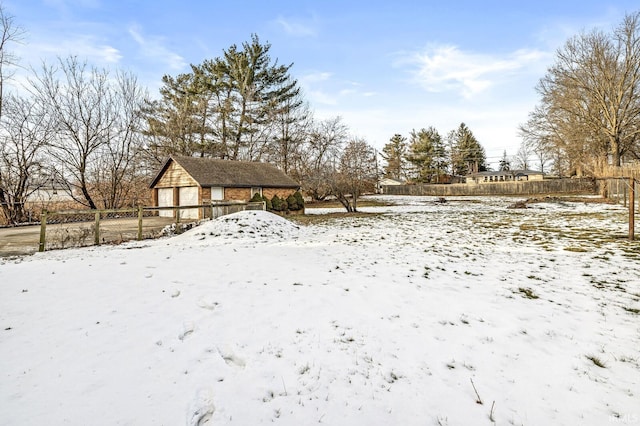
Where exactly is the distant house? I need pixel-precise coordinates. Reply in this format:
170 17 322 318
149 155 300 219
26 177 75 204
377 178 404 193
466 170 544 184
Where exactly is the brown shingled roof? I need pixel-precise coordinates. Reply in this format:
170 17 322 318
149 155 300 188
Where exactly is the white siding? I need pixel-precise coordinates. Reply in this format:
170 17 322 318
158 188 174 218
179 186 199 219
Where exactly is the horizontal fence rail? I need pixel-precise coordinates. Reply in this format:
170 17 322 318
31 201 265 253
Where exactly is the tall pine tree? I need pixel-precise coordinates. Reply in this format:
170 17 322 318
381 134 407 180
144 34 302 162
406 127 447 182
449 123 486 175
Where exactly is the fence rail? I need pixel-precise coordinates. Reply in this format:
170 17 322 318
36 201 265 252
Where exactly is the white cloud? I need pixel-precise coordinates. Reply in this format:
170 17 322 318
300 72 376 106
300 71 332 84
274 15 318 37
299 72 337 105
339 88 356 96
19 36 122 66
400 44 549 99
306 89 339 106
128 25 186 71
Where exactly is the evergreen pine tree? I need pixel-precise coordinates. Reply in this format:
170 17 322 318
406 127 447 183
380 134 407 180
449 123 486 176
499 150 511 171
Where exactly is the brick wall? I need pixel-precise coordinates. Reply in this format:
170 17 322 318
263 188 297 200
200 187 211 203
224 187 252 201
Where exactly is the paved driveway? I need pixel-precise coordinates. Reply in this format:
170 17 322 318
0 217 176 257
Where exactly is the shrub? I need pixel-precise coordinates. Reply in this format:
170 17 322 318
250 192 273 210
271 195 285 211
293 191 305 209
286 194 299 211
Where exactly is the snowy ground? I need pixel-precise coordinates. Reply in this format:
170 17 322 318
1 195 639 425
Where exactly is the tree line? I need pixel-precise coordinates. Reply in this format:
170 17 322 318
384 11 640 181
380 123 488 182
0 7 377 223
2 8 639 223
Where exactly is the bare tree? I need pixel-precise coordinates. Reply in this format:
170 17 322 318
90 71 148 208
0 94 52 223
527 12 640 169
30 56 147 209
328 138 377 212
0 4 25 120
513 142 532 170
296 116 348 201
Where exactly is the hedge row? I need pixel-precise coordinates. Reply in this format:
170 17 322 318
250 191 305 212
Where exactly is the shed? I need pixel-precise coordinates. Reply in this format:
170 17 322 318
377 178 404 194
149 155 300 219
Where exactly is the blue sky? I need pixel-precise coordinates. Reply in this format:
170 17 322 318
5 0 639 168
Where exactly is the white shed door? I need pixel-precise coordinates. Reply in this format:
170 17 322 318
158 188 173 218
179 186 199 219
211 186 224 201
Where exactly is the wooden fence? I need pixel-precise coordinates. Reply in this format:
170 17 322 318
382 178 597 197
37 201 265 252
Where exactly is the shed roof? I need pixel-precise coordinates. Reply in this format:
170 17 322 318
149 155 300 189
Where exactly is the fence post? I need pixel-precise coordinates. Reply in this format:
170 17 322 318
137 205 143 241
38 211 47 252
176 207 180 224
630 177 635 241
94 211 101 246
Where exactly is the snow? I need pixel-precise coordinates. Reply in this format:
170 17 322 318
1 196 639 425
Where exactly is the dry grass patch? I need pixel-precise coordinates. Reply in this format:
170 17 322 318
289 212 382 225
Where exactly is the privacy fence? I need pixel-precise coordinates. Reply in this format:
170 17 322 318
37 201 265 252
596 163 640 205
382 178 597 197
597 177 639 206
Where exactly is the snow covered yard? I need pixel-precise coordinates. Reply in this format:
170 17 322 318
1 196 639 425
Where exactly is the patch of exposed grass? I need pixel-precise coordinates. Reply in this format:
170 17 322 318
304 198 392 209
586 355 607 368
564 246 589 253
622 306 640 315
618 355 638 365
288 211 381 225
517 287 539 299
423 266 432 279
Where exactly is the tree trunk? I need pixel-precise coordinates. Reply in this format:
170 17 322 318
351 189 358 213
79 173 97 209
336 193 353 212
610 136 621 166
